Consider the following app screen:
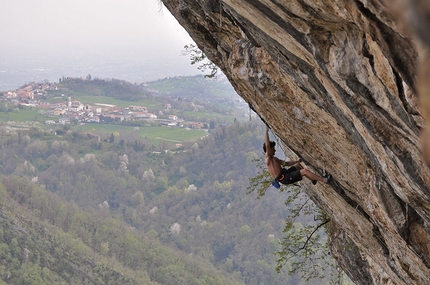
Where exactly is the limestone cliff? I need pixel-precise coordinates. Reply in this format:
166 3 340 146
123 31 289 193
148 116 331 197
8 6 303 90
162 0 430 284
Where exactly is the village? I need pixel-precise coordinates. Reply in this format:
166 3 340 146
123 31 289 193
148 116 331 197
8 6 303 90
1 81 207 129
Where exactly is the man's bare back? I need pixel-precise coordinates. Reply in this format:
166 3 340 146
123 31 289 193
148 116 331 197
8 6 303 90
265 153 282 178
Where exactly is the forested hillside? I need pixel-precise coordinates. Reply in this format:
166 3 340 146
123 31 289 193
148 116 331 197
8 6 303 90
0 120 340 284
58 77 146 101
143 75 236 100
1 177 236 285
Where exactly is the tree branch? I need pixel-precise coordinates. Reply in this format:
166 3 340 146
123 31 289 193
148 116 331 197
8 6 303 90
287 218 330 259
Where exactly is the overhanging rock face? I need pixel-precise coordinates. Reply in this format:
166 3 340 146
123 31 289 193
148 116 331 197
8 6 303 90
162 0 430 284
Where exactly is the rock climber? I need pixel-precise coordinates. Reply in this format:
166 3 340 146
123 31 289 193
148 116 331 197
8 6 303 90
263 126 332 188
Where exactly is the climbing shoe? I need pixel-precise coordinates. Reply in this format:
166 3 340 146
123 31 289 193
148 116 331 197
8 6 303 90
325 175 332 184
312 180 317 185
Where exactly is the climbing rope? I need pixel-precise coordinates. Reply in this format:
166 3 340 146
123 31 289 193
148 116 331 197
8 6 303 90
269 128 288 162
346 163 348 181
219 1 223 27
404 202 409 256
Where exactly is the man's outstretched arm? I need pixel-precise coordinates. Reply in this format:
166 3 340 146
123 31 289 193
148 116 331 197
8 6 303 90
264 126 270 151
276 157 301 167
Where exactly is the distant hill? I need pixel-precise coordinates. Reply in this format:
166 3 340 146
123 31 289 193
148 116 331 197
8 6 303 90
58 77 146 101
56 75 239 103
142 74 238 100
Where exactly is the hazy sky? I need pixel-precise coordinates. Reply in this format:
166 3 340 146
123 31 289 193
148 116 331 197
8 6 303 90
0 0 200 90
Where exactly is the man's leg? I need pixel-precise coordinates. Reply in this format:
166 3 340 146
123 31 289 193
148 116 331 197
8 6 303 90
294 162 316 184
294 162 303 170
300 169 328 183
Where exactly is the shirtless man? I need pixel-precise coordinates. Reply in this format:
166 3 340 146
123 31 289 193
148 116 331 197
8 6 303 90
263 126 331 188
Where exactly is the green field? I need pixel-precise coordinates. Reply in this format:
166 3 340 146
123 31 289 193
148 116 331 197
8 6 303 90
46 94 164 110
182 110 234 122
0 107 51 123
75 123 206 145
0 106 207 146
80 95 163 109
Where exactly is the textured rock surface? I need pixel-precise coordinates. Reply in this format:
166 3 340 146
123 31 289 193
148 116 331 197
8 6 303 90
162 0 430 284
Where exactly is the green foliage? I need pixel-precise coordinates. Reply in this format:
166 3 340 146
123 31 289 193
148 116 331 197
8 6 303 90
276 196 332 280
247 155 349 284
183 44 219 78
246 155 273 197
0 175 240 285
0 101 15 112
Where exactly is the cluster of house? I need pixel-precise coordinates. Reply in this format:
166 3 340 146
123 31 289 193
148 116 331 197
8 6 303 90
2 82 51 101
41 99 160 125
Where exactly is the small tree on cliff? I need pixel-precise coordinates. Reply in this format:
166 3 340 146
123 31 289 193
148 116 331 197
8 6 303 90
183 44 219 78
